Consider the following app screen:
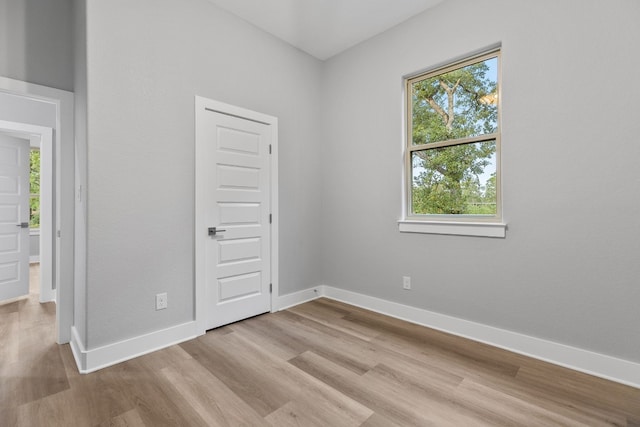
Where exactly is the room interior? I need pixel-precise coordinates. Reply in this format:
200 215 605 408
0 0 639 424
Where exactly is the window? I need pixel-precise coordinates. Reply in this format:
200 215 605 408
30 148 40 229
400 49 505 237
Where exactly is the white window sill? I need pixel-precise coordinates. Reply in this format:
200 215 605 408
398 220 507 238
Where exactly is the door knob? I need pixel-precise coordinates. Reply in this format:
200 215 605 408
208 227 227 236
16 222 28 228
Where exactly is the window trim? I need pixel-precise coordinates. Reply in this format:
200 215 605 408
401 48 505 237
398 219 507 238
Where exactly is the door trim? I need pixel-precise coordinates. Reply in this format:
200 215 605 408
194 96 279 334
0 76 74 344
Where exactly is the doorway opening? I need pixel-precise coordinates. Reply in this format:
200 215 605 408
195 96 280 334
0 127 53 303
0 76 75 345
29 146 40 301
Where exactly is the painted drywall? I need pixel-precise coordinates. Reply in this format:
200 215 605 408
81 0 323 348
29 233 39 260
321 0 640 363
0 92 56 128
0 0 74 91
72 0 88 346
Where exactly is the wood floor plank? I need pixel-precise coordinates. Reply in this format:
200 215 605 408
452 377 606 426
516 363 640 422
359 412 405 427
131 344 193 373
265 398 370 427
96 408 147 427
2 268 638 426
290 350 490 426
126 378 207 426
183 330 373 424
287 300 382 342
225 315 304 361
0 341 70 410
180 335 291 416
14 387 93 427
57 366 137 425
159 358 268 426
265 310 383 375
0 299 23 315
18 300 55 331
368 325 522 382
346 309 523 380
0 406 17 427
0 311 19 365
58 343 84 383
466 369 630 426
363 364 500 426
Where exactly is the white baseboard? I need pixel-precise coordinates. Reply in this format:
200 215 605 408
69 285 640 388
70 321 201 374
39 289 55 304
285 285 639 389
274 286 322 311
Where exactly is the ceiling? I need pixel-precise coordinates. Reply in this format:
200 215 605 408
206 0 445 60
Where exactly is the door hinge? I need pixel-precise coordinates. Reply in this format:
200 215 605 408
269 213 272 224
269 144 272 154
269 283 273 293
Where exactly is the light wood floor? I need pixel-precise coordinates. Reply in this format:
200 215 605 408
1 267 639 426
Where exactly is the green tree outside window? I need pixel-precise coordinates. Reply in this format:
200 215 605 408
30 149 40 229
408 51 500 217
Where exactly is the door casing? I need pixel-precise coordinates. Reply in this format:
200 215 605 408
0 77 74 344
194 96 279 334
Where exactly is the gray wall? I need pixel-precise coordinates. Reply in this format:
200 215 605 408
30 233 39 259
321 0 640 363
0 91 57 128
80 0 323 348
72 0 88 347
0 0 74 91
17 0 637 365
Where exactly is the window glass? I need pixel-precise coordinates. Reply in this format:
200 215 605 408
30 149 40 229
411 141 496 215
411 57 498 145
407 51 500 219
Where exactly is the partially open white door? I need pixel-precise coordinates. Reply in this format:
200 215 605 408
0 133 30 301
196 98 276 331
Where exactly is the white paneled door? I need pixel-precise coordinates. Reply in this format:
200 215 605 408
0 134 29 301
196 101 274 330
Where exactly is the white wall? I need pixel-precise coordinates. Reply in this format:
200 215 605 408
0 0 74 91
80 0 323 349
321 0 640 363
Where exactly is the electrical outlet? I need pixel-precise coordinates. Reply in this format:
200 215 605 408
402 276 411 290
156 293 168 310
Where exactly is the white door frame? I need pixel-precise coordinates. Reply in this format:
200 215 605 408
194 96 279 334
0 77 74 344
